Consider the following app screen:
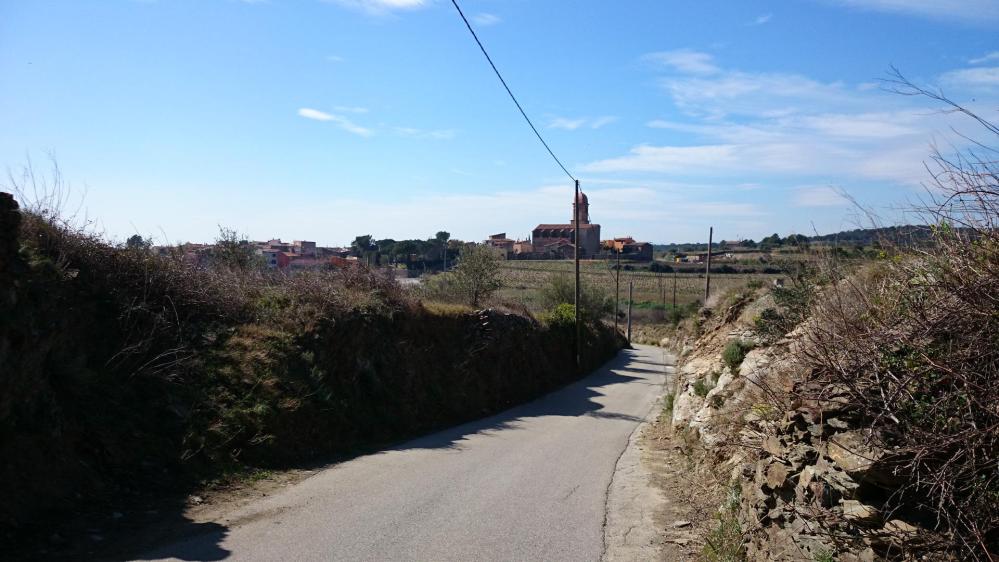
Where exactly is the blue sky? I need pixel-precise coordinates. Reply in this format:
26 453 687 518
1 0 997 245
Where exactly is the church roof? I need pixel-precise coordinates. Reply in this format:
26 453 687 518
534 223 599 230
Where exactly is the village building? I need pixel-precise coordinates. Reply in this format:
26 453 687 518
602 236 654 261
531 191 601 258
512 240 534 255
484 233 515 257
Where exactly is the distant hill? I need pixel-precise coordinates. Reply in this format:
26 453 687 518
654 225 937 252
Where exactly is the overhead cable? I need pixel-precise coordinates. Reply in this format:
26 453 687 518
448 0 576 182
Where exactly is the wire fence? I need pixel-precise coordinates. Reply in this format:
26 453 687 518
404 259 781 319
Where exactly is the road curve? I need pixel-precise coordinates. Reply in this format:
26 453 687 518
139 344 669 562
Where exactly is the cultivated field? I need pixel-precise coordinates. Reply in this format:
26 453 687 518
496 260 783 314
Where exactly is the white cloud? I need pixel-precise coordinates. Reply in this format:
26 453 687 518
584 145 742 174
970 51 999 64
643 49 719 75
751 13 773 25
324 0 429 15
793 186 850 207
590 116 617 129
548 117 586 130
326 55 345 63
394 126 456 140
940 66 999 89
823 0 999 23
608 100 985 185
297 108 374 137
659 70 857 119
333 105 369 113
472 13 501 26
548 116 617 130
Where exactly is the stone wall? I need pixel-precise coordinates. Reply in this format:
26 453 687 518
666 290 947 560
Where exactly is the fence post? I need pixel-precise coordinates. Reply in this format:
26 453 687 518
627 280 633 343
704 226 713 304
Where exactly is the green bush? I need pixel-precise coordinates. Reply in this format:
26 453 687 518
722 339 754 373
546 302 576 329
540 273 613 321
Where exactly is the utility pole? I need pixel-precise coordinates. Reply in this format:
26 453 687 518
574 179 581 371
627 280 634 343
614 248 621 334
704 226 713 305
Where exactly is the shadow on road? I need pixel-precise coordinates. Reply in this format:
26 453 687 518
45 348 661 562
388 347 660 453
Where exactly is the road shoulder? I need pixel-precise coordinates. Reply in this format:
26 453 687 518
601 348 671 562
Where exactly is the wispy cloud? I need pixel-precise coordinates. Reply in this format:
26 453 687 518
297 108 374 137
394 126 457 140
590 116 617 128
940 66 999 89
472 13 501 26
333 105 368 114
323 0 428 15
326 54 345 63
589 51 995 187
584 145 743 174
821 0 999 23
751 13 773 25
793 186 850 207
548 116 616 130
970 51 999 64
548 117 586 130
643 49 719 75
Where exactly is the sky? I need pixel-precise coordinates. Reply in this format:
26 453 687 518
1 0 997 246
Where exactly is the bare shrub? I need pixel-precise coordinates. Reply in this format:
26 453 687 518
788 77 999 558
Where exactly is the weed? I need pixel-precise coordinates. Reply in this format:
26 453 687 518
812 549 835 562
693 373 716 398
703 481 745 561
663 393 675 414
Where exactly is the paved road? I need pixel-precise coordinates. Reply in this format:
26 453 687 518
139 345 669 562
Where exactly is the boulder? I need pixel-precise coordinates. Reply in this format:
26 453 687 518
828 430 883 478
840 500 880 526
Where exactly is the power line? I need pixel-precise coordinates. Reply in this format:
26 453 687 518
448 0 576 182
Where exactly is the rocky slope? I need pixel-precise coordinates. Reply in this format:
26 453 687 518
664 287 957 561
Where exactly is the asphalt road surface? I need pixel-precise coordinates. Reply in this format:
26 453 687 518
139 344 669 562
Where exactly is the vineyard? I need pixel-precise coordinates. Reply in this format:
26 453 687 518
495 260 781 315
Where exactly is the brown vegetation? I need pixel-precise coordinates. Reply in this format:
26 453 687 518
0 192 622 555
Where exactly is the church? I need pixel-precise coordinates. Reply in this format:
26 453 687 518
531 191 601 258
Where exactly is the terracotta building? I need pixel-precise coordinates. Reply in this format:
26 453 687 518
532 191 601 258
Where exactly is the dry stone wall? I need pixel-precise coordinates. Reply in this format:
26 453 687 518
667 292 947 561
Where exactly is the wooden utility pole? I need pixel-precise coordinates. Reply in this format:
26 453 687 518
574 179 581 370
613 248 621 334
704 226 713 304
627 280 634 343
